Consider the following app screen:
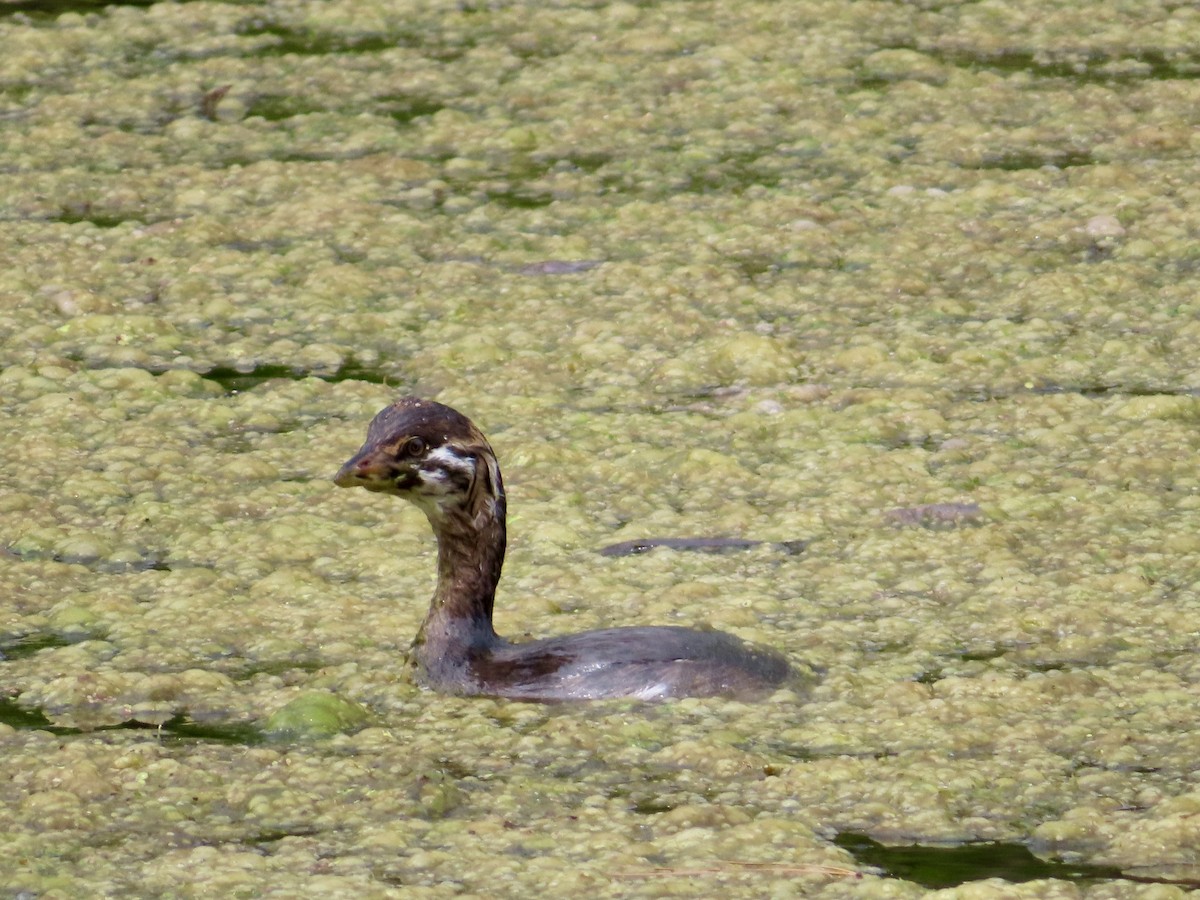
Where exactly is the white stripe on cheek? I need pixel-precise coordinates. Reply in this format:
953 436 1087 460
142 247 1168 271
426 445 475 473
418 446 476 495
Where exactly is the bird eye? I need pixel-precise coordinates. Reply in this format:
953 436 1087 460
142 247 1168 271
401 437 426 457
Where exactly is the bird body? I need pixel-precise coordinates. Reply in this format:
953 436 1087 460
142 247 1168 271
335 397 792 702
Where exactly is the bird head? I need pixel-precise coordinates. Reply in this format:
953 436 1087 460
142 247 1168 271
335 397 505 529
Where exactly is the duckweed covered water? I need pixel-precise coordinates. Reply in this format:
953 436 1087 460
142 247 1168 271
3 0 1200 896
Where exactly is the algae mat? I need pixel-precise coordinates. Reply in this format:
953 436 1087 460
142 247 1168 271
2 0 1200 896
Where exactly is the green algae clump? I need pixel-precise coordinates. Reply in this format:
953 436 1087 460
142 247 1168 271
264 692 369 738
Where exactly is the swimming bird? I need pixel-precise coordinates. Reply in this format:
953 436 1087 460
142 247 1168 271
334 397 792 701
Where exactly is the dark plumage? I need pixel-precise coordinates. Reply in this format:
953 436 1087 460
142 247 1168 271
335 397 793 701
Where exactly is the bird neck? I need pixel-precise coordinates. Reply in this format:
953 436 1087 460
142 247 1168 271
414 496 506 660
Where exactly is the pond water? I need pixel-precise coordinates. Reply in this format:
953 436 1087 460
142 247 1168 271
2 0 1200 896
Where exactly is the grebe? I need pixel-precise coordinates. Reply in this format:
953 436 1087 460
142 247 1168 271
334 397 791 701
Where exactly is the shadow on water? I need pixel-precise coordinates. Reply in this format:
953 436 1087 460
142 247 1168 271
0 697 264 745
0 0 141 16
0 632 81 660
835 832 1200 889
199 363 395 393
0 0 215 19
54 357 400 394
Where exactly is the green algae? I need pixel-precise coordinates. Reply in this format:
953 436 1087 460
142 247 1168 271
264 691 371 738
1 0 1200 896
